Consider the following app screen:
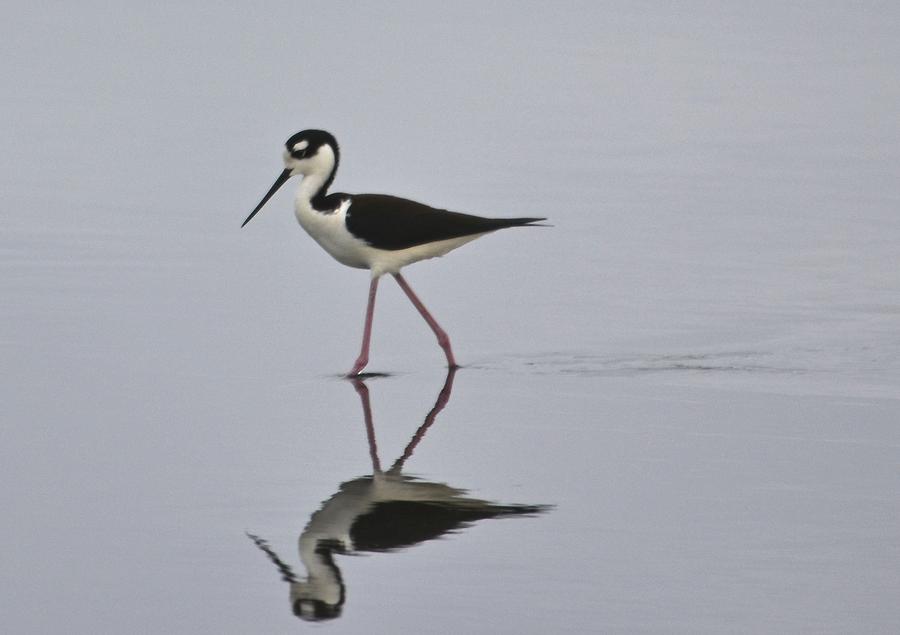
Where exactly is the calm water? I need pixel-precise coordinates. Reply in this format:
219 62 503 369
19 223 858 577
3 3 899 633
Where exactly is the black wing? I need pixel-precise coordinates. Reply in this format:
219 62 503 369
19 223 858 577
343 193 545 251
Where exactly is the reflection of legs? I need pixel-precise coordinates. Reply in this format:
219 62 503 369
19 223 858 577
348 277 379 376
392 273 457 368
390 367 457 473
351 379 382 473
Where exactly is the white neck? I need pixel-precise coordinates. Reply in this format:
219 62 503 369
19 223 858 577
296 145 337 204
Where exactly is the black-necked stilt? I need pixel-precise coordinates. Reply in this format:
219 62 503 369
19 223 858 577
242 130 545 376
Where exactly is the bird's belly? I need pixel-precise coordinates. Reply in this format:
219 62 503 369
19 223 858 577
305 225 371 270
295 205 371 269
366 234 486 276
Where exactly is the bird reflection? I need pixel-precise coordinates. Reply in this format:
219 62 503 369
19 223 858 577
247 369 550 622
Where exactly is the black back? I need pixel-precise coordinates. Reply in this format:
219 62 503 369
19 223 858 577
343 193 545 251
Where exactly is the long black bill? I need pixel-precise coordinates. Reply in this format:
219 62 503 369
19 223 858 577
241 169 292 227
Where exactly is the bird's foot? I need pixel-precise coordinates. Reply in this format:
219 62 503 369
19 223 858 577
347 356 368 377
441 349 457 369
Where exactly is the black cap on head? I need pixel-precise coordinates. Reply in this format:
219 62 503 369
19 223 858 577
285 129 339 162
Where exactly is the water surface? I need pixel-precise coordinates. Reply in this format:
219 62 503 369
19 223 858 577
2 3 899 633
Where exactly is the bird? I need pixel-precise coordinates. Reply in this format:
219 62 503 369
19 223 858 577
241 129 545 376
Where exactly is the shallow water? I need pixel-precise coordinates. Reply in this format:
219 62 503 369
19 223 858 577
3 3 900 633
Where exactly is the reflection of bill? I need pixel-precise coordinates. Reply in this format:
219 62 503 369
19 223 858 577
248 370 550 621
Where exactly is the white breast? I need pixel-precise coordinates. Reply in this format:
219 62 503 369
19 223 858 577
294 197 372 270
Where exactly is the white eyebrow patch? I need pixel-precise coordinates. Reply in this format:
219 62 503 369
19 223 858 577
293 140 310 152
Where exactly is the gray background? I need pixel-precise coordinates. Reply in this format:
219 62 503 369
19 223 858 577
3 2 899 633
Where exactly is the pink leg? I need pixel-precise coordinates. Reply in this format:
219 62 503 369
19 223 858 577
393 273 458 368
348 277 379 376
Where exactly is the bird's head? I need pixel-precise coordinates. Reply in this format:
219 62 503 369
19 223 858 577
282 129 339 176
242 129 340 227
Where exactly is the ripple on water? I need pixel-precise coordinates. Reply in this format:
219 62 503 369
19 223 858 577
471 350 807 377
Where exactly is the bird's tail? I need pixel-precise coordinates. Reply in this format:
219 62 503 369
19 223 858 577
493 217 550 228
